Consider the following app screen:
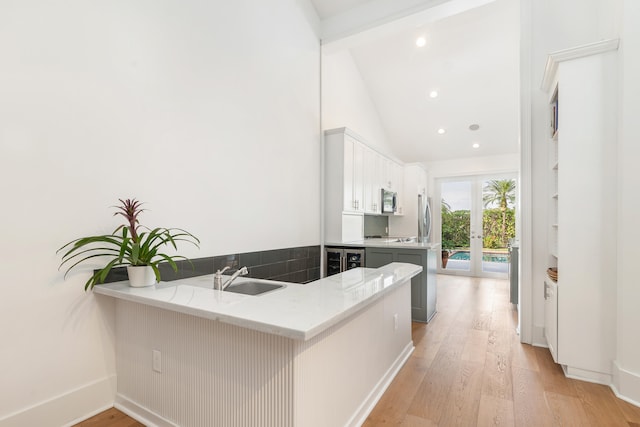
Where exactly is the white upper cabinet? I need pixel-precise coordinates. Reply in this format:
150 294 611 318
342 135 364 213
363 146 381 214
325 127 404 225
381 158 393 190
392 162 404 214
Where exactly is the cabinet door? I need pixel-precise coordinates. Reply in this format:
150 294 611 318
418 167 427 196
352 140 364 212
343 138 355 212
363 147 380 214
393 162 405 214
425 249 437 320
364 248 395 268
544 280 558 362
381 158 393 190
396 251 428 322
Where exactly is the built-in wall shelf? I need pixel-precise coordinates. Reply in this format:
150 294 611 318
541 38 619 383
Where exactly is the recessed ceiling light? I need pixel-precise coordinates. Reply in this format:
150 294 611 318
437 128 446 135
472 143 480 149
416 36 427 48
429 90 438 98
469 124 480 131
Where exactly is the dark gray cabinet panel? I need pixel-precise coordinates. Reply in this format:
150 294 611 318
365 250 394 269
365 247 437 322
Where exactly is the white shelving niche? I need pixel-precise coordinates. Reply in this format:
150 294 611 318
541 39 619 384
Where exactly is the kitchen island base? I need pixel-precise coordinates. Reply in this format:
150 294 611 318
111 281 412 427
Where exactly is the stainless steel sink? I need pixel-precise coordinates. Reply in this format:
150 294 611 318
223 281 284 296
386 237 416 243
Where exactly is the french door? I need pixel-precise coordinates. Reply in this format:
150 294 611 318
436 174 516 278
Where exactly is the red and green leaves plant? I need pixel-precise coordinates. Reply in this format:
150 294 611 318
57 198 200 290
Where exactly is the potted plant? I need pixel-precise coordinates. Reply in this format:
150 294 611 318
58 198 200 289
441 248 450 269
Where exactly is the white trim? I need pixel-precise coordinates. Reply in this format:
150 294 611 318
0 375 116 427
531 325 546 347
347 343 414 427
518 0 533 344
115 395 178 427
612 361 640 408
541 38 620 91
563 366 612 387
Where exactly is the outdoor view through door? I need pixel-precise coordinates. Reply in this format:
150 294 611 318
439 176 516 278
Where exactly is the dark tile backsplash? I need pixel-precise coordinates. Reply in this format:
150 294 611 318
100 245 321 285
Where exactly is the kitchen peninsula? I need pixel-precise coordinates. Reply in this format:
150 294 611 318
94 262 421 427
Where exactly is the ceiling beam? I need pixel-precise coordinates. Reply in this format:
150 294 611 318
321 0 497 52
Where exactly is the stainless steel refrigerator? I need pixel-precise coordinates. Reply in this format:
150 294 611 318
418 194 432 243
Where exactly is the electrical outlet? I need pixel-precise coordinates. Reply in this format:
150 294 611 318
152 350 162 373
393 313 398 330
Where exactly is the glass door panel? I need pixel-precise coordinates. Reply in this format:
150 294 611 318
481 178 516 276
440 180 472 272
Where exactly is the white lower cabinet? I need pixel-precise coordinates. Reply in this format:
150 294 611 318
544 280 558 363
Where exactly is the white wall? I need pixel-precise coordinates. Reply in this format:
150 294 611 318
528 0 618 346
616 0 640 405
321 49 398 159
0 0 320 424
425 154 519 206
425 153 520 180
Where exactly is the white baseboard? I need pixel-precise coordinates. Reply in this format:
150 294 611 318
612 361 640 408
563 365 612 386
347 342 415 427
0 375 116 427
115 394 178 427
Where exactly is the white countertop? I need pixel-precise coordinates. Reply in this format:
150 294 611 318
93 262 421 341
326 238 441 250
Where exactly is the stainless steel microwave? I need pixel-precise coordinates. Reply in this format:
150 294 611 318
381 189 397 214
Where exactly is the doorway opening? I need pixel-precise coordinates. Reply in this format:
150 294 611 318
437 174 517 278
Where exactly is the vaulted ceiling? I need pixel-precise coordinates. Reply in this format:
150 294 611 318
311 0 520 163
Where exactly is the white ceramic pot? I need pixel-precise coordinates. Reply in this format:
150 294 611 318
127 265 157 287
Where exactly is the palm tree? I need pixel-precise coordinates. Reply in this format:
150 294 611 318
483 179 516 246
441 199 452 215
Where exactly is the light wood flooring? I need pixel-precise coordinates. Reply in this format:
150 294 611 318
363 274 640 426
77 274 640 427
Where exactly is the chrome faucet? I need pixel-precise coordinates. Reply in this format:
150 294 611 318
214 266 248 290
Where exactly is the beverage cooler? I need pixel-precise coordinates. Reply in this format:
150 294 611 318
325 247 365 277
